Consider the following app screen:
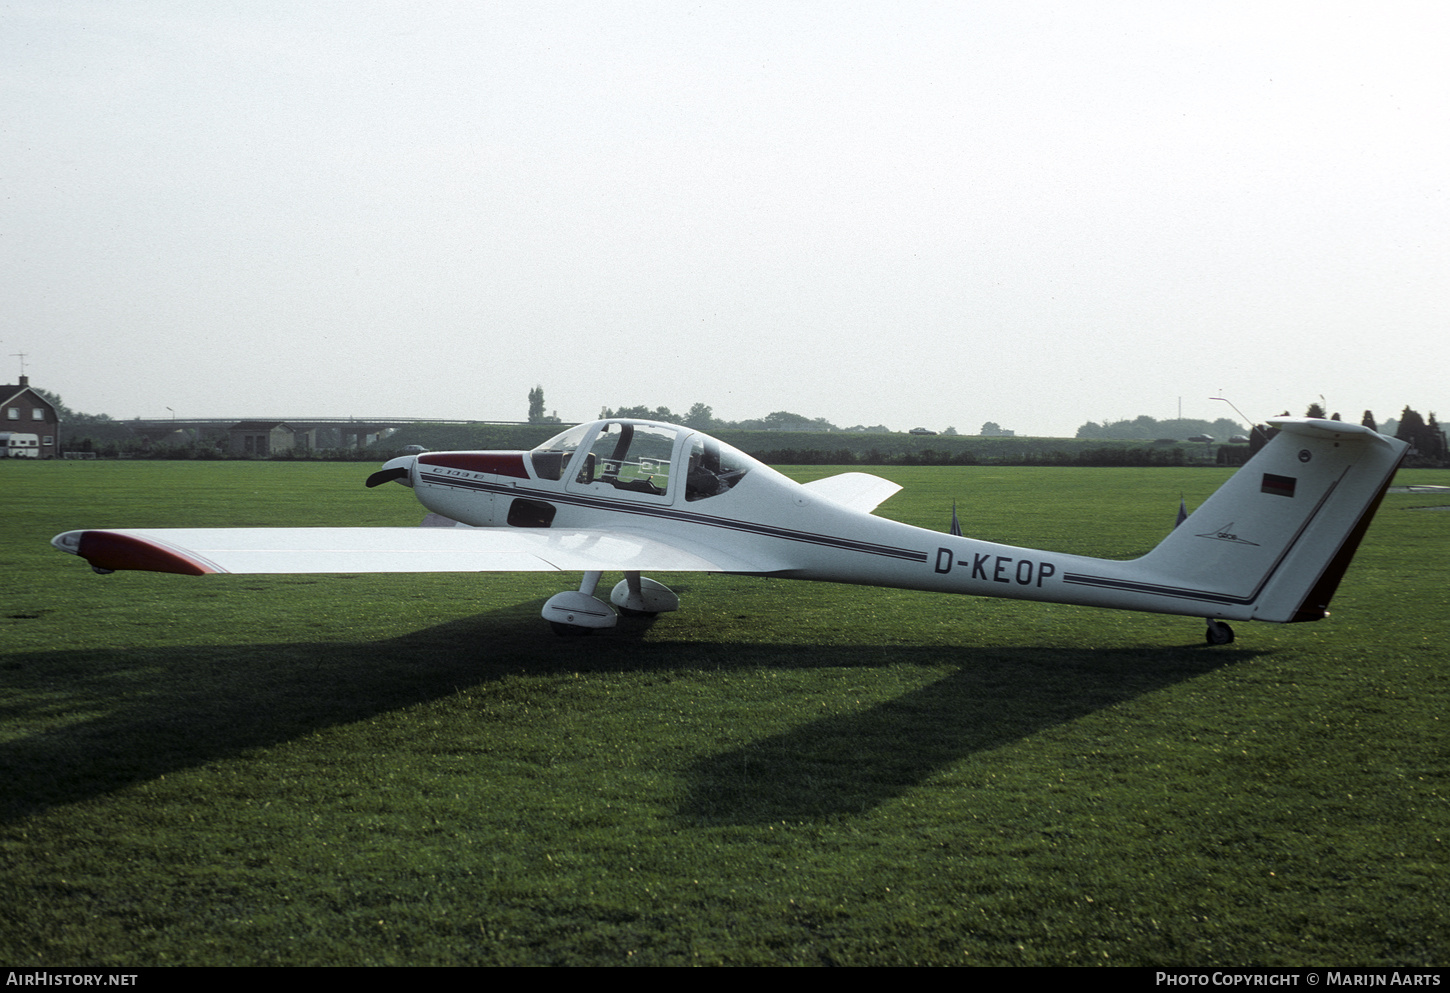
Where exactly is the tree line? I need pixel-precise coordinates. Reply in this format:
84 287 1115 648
1076 415 1246 441
595 402 894 434
1242 404 1447 464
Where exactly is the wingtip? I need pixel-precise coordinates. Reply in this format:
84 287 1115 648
52 530 83 556
53 530 218 576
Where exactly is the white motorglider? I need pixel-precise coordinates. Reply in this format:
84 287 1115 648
53 417 1406 644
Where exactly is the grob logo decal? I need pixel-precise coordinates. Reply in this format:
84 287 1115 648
1194 521 1261 547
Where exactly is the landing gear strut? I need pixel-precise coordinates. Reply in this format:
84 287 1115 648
610 572 680 617
542 571 679 635
1205 619 1235 645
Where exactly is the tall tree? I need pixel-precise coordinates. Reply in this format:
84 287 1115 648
1426 413 1447 460
1395 406 1426 442
684 403 714 430
32 389 75 421
1392 406 1448 461
1361 410 1377 431
1305 401 1327 419
527 385 545 423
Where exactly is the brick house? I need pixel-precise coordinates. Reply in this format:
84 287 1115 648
1 376 61 458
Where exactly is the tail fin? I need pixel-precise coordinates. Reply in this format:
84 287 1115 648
1134 418 1406 623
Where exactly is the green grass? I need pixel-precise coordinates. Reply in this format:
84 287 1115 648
0 460 1445 965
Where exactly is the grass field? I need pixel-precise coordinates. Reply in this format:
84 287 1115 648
1 459 1445 966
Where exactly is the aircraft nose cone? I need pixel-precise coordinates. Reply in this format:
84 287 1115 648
366 455 415 488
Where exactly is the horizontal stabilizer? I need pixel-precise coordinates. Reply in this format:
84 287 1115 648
801 472 902 513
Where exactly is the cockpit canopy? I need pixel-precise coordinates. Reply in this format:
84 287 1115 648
530 420 751 502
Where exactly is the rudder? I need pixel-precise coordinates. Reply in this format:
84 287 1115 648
1136 418 1406 623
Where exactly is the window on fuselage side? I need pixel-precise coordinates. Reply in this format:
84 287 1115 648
530 423 593 481
576 422 677 496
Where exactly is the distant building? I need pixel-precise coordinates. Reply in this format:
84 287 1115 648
0 376 60 458
226 421 315 456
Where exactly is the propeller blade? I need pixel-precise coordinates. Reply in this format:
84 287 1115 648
365 466 410 488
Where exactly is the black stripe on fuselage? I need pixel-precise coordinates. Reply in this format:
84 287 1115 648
417 471 930 563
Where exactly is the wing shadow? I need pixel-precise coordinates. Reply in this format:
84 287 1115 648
675 643 1256 825
0 598 1256 823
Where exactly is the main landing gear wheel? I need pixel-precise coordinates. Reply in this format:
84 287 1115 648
542 572 617 636
1205 620 1235 645
610 575 679 618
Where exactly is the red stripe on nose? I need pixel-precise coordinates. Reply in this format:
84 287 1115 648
418 452 530 479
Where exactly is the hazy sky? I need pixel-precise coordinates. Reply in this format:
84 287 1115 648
4 1 1446 436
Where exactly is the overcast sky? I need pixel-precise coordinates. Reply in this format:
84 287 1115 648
4 1 1446 436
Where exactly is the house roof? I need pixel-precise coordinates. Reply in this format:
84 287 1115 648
1 384 59 416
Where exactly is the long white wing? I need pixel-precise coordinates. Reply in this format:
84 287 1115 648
52 527 776 576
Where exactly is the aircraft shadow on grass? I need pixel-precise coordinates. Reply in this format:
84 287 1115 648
0 595 1260 824
675 643 1254 825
